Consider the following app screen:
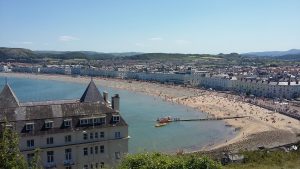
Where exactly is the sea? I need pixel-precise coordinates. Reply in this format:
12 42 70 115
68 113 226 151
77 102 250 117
0 76 236 153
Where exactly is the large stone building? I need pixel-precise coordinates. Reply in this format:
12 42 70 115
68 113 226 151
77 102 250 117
0 79 129 169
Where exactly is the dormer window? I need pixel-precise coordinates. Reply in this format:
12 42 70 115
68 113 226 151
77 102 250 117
45 121 53 129
80 116 106 126
26 123 34 131
64 119 72 127
94 116 106 125
80 118 89 125
113 115 120 123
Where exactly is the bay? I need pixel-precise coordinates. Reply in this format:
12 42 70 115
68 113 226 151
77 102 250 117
0 76 235 153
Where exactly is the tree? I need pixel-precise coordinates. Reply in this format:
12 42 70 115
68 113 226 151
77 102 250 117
29 148 43 169
0 119 27 169
118 152 221 169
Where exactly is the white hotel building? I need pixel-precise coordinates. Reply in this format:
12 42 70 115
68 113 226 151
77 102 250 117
0 79 129 169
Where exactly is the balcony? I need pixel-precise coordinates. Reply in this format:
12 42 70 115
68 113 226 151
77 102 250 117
64 160 75 166
45 163 56 169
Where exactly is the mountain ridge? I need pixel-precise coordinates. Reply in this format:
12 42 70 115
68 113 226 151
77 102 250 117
243 49 300 57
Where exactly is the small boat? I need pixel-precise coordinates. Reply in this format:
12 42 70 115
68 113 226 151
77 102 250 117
155 123 167 127
157 116 172 123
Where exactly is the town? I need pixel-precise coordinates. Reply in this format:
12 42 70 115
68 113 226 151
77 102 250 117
1 0 300 168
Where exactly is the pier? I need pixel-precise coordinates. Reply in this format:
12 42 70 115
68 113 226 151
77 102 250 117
174 116 249 122
155 116 249 127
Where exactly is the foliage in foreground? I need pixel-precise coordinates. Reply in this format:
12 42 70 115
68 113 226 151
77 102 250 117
0 119 42 169
224 149 300 169
0 120 27 169
118 152 221 169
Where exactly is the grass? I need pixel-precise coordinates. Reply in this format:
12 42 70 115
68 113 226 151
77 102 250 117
223 150 300 169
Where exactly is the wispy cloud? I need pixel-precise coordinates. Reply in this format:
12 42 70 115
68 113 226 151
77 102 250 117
59 35 79 42
148 37 163 41
175 39 190 45
10 41 33 45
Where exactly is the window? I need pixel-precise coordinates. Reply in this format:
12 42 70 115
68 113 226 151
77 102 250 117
80 119 88 125
90 164 93 169
47 151 54 163
83 164 88 169
95 132 98 139
90 147 93 154
113 115 120 122
100 145 104 153
95 146 98 154
25 123 34 131
93 117 106 124
64 119 72 127
65 148 72 160
65 167 72 169
27 139 34 148
95 163 99 168
90 133 93 139
27 153 34 163
65 135 72 143
47 137 54 144
83 133 88 140
80 117 106 126
100 162 104 168
115 152 121 159
83 148 88 156
45 121 53 129
100 132 104 138
115 132 121 139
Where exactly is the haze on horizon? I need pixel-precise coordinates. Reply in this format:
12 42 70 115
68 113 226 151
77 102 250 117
0 0 299 54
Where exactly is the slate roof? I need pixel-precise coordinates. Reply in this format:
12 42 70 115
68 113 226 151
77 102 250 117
80 79 104 103
0 80 127 135
0 84 20 109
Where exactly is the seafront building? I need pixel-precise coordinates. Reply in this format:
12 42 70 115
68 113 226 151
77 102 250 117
0 79 128 169
3 64 300 99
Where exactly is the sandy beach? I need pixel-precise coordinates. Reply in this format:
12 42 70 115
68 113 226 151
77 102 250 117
1 72 300 152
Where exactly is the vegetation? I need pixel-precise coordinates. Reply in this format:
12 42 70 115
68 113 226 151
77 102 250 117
118 152 221 169
0 119 41 169
0 119 27 169
224 149 300 169
1 47 299 66
118 148 300 169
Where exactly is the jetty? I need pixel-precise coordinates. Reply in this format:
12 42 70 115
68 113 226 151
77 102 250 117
155 116 249 127
173 116 249 122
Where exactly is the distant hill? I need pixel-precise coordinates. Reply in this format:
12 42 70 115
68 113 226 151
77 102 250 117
0 47 142 61
243 49 300 57
1 47 299 65
35 50 142 57
274 54 300 61
0 47 36 58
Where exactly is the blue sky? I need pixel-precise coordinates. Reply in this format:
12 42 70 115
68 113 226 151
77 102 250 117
0 0 299 54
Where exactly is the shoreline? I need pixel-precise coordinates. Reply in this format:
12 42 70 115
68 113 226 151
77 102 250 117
1 72 300 152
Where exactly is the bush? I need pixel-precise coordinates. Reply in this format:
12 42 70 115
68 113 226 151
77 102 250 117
118 152 221 169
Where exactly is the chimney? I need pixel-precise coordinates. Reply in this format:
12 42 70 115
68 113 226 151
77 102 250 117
103 91 108 103
112 94 120 112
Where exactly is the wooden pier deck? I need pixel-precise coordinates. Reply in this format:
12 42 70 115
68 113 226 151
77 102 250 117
172 116 248 122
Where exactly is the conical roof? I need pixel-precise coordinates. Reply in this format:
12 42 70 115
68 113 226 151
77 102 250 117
0 84 20 108
80 79 104 103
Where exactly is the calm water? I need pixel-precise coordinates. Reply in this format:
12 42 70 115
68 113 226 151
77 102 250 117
0 76 235 153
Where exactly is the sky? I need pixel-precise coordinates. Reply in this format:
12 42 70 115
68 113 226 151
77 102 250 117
0 0 300 54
